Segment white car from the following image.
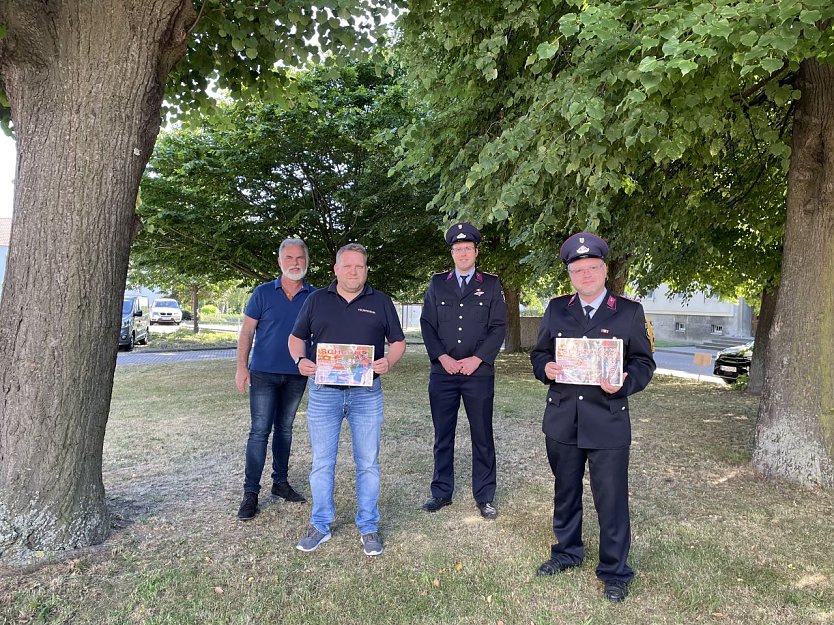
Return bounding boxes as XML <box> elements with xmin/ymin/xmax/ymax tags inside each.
<box><xmin>150</xmin><ymin>298</ymin><xmax>183</xmax><ymax>324</ymax></box>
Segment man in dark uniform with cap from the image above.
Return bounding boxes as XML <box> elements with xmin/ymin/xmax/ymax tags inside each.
<box><xmin>420</xmin><ymin>223</ymin><xmax>507</xmax><ymax>519</ymax></box>
<box><xmin>530</xmin><ymin>232</ymin><xmax>655</xmax><ymax>603</ymax></box>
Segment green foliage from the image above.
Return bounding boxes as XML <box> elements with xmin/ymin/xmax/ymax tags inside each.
<box><xmin>397</xmin><ymin>0</ymin><xmax>833</xmax><ymax>297</ymax></box>
<box><xmin>199</xmin><ymin>304</ymin><xmax>219</xmax><ymax>316</ymax></box>
<box><xmin>132</xmin><ymin>61</ymin><xmax>446</xmax><ymax>301</ymax></box>
<box><xmin>0</xmin><ymin>1</ymin><xmax>397</xmax><ymax>131</ymax></box>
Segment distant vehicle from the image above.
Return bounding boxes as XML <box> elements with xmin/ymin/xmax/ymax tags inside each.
<box><xmin>713</xmin><ymin>341</ymin><xmax>754</xmax><ymax>383</ymax></box>
<box><xmin>120</xmin><ymin>296</ymin><xmax>150</xmax><ymax>351</ymax></box>
<box><xmin>150</xmin><ymin>298</ymin><xmax>183</xmax><ymax>324</ymax></box>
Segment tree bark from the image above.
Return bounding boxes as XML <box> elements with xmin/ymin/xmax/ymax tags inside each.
<box><xmin>191</xmin><ymin>285</ymin><xmax>200</xmax><ymax>334</ymax></box>
<box><xmin>0</xmin><ymin>0</ymin><xmax>195</xmax><ymax>563</ymax></box>
<box><xmin>753</xmin><ymin>59</ymin><xmax>834</xmax><ymax>487</ymax></box>
<box><xmin>746</xmin><ymin>285</ymin><xmax>778</xmax><ymax>396</ymax></box>
<box><xmin>606</xmin><ymin>257</ymin><xmax>629</xmax><ymax>296</ymax></box>
<box><xmin>503</xmin><ymin>284</ymin><xmax>521</xmax><ymax>352</ymax></box>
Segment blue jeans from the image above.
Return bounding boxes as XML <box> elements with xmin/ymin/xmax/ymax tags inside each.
<box><xmin>243</xmin><ymin>370</ymin><xmax>308</xmax><ymax>494</ymax></box>
<box><xmin>306</xmin><ymin>377</ymin><xmax>384</xmax><ymax>535</ymax></box>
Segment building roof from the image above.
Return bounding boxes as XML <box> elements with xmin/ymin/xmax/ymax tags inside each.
<box><xmin>0</xmin><ymin>218</ymin><xmax>10</xmax><ymax>247</ymax></box>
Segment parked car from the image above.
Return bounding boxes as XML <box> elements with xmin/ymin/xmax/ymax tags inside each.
<box><xmin>120</xmin><ymin>296</ymin><xmax>150</xmax><ymax>351</ymax></box>
<box><xmin>150</xmin><ymin>298</ymin><xmax>183</xmax><ymax>324</ymax></box>
<box><xmin>713</xmin><ymin>341</ymin><xmax>754</xmax><ymax>383</ymax></box>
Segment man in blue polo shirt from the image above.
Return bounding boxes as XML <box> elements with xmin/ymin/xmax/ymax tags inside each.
<box><xmin>288</xmin><ymin>243</ymin><xmax>406</xmax><ymax>556</ymax></box>
<box><xmin>235</xmin><ymin>238</ymin><xmax>315</xmax><ymax>521</ymax></box>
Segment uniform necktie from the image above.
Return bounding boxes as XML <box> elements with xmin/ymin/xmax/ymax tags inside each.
<box><xmin>584</xmin><ymin>304</ymin><xmax>594</xmax><ymax>318</ymax></box>
<box><xmin>459</xmin><ymin>274</ymin><xmax>468</xmax><ymax>292</ymax></box>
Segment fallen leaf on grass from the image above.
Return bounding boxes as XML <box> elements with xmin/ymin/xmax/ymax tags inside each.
<box><xmin>711</xmin><ymin>613</ymin><xmax>724</xmax><ymax>619</ymax></box>
<box><xmin>432</xmin><ymin>578</ymin><xmax>441</xmax><ymax>588</ymax></box>
<box><xmin>214</xmin><ymin>587</ymin><xmax>224</xmax><ymax>594</ymax></box>
<box><xmin>455</xmin><ymin>562</ymin><xmax>463</xmax><ymax>572</ymax></box>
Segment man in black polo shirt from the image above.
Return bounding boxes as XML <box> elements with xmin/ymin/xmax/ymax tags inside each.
<box><xmin>288</xmin><ymin>243</ymin><xmax>406</xmax><ymax>556</ymax></box>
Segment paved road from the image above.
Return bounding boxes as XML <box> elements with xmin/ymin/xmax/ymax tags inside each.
<box><xmin>117</xmin><ymin>344</ymin><xmax>727</xmax><ymax>384</ymax></box>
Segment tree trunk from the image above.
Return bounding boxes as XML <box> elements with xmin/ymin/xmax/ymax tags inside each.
<box><xmin>606</xmin><ymin>257</ymin><xmax>629</xmax><ymax>296</ymax></box>
<box><xmin>0</xmin><ymin>1</ymin><xmax>195</xmax><ymax>563</ymax></box>
<box><xmin>746</xmin><ymin>285</ymin><xmax>778</xmax><ymax>396</ymax></box>
<box><xmin>191</xmin><ymin>285</ymin><xmax>200</xmax><ymax>334</ymax></box>
<box><xmin>753</xmin><ymin>59</ymin><xmax>834</xmax><ymax>487</ymax></box>
<box><xmin>503</xmin><ymin>284</ymin><xmax>521</xmax><ymax>353</ymax></box>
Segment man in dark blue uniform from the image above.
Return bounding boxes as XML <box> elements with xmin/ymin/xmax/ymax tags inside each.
<box><xmin>420</xmin><ymin>223</ymin><xmax>507</xmax><ymax>519</ymax></box>
<box><xmin>530</xmin><ymin>232</ymin><xmax>655</xmax><ymax>603</ymax></box>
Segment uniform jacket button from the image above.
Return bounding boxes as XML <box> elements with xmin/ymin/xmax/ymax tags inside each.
<box><xmin>457</xmin><ymin>339</ymin><xmax>462</xmax><ymax>343</ymax></box>
<box><xmin>621</xmin><ymin>406</ymin><xmax>626</xmax><ymax>411</ymax></box>
<box><xmin>557</xmin><ymin>332</ymin><xmax>562</xmax><ymax>337</ymax></box>
<box><xmin>548</xmin><ymin>397</ymin><xmax>552</xmax><ymax>403</ymax></box>
<box><xmin>441</xmin><ymin>301</ymin><xmax>445</xmax><ymax>305</ymax></box>
<box><xmin>579</xmin><ymin>395</ymin><xmax>584</xmax><ymax>400</ymax></box>
<box><xmin>459</xmin><ymin>315</ymin><xmax>463</xmax><ymax>319</ymax></box>
<box><xmin>460</xmin><ymin>303</ymin><xmax>464</xmax><ymax>307</ymax></box>
<box><xmin>458</xmin><ymin>327</ymin><xmax>462</xmax><ymax>331</ymax></box>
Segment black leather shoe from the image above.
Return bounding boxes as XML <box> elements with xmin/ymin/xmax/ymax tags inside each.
<box><xmin>536</xmin><ymin>558</ymin><xmax>579</xmax><ymax>576</ymax></box>
<box><xmin>237</xmin><ymin>492</ymin><xmax>258</xmax><ymax>520</ymax></box>
<box><xmin>272</xmin><ymin>482</ymin><xmax>306</xmax><ymax>503</ymax></box>
<box><xmin>603</xmin><ymin>580</ymin><xmax>629</xmax><ymax>603</ymax></box>
<box><xmin>421</xmin><ymin>496</ymin><xmax>453</xmax><ymax>512</ymax></box>
<box><xmin>476</xmin><ymin>501</ymin><xmax>497</xmax><ymax>519</ymax></box>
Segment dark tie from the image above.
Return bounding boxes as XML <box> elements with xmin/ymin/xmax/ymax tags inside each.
<box><xmin>584</xmin><ymin>305</ymin><xmax>594</xmax><ymax>318</ymax></box>
<box><xmin>460</xmin><ymin>275</ymin><xmax>468</xmax><ymax>292</ymax></box>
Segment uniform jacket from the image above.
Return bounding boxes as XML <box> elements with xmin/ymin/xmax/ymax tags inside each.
<box><xmin>420</xmin><ymin>269</ymin><xmax>507</xmax><ymax>377</ymax></box>
<box><xmin>530</xmin><ymin>291</ymin><xmax>655</xmax><ymax>449</ymax></box>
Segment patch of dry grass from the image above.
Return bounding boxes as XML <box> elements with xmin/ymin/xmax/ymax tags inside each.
<box><xmin>2</xmin><ymin>351</ymin><xmax>833</xmax><ymax>625</ymax></box>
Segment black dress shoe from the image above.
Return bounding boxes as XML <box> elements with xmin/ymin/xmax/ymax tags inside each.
<box><xmin>476</xmin><ymin>501</ymin><xmax>497</xmax><ymax>519</ymax></box>
<box><xmin>237</xmin><ymin>492</ymin><xmax>258</xmax><ymax>520</ymax></box>
<box><xmin>603</xmin><ymin>580</ymin><xmax>629</xmax><ymax>603</ymax></box>
<box><xmin>536</xmin><ymin>557</ymin><xmax>579</xmax><ymax>576</ymax></box>
<box><xmin>421</xmin><ymin>496</ymin><xmax>452</xmax><ymax>512</ymax></box>
<box><xmin>272</xmin><ymin>482</ymin><xmax>306</xmax><ymax>502</ymax></box>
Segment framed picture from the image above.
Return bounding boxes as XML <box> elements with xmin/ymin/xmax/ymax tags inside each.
<box><xmin>315</xmin><ymin>343</ymin><xmax>375</xmax><ymax>387</ymax></box>
<box><xmin>553</xmin><ymin>338</ymin><xmax>623</xmax><ymax>386</ymax></box>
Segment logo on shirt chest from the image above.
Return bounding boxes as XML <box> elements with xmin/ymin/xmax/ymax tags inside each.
<box><xmin>357</xmin><ymin>308</ymin><xmax>376</xmax><ymax>315</ymax></box>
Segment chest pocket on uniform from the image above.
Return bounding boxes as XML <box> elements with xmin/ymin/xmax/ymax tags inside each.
<box><xmin>473</xmin><ymin>301</ymin><xmax>489</xmax><ymax>322</ymax></box>
<box><xmin>437</xmin><ymin>300</ymin><xmax>454</xmax><ymax>322</ymax></box>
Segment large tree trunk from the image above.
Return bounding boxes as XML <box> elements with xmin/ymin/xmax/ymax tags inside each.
<box><xmin>753</xmin><ymin>59</ymin><xmax>834</xmax><ymax>487</ymax></box>
<box><xmin>606</xmin><ymin>257</ymin><xmax>629</xmax><ymax>296</ymax></box>
<box><xmin>503</xmin><ymin>284</ymin><xmax>521</xmax><ymax>352</ymax></box>
<box><xmin>0</xmin><ymin>1</ymin><xmax>195</xmax><ymax>563</ymax></box>
<box><xmin>746</xmin><ymin>285</ymin><xmax>778</xmax><ymax>396</ymax></box>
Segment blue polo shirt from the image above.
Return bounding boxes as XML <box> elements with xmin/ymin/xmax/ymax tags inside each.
<box><xmin>246</xmin><ymin>277</ymin><xmax>315</xmax><ymax>374</ymax></box>
<box><xmin>291</xmin><ymin>281</ymin><xmax>405</xmax><ymax>366</ymax></box>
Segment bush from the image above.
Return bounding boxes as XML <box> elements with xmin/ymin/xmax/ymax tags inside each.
<box><xmin>200</xmin><ymin>304</ymin><xmax>220</xmax><ymax>316</ymax></box>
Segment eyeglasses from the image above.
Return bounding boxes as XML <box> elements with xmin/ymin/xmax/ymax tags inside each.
<box><xmin>567</xmin><ymin>263</ymin><xmax>605</xmax><ymax>276</ymax></box>
<box><xmin>451</xmin><ymin>245</ymin><xmax>476</xmax><ymax>253</ymax></box>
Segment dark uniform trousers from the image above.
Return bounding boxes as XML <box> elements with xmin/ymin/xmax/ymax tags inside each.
<box><xmin>531</xmin><ymin>290</ymin><xmax>655</xmax><ymax>584</ymax></box>
<box><xmin>546</xmin><ymin>438</ymin><xmax>632</xmax><ymax>582</ymax></box>
<box><xmin>429</xmin><ymin>373</ymin><xmax>496</xmax><ymax>503</ymax></box>
<box><xmin>421</xmin><ymin>270</ymin><xmax>507</xmax><ymax>504</ymax></box>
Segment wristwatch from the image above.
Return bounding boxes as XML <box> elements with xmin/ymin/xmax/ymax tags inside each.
<box><xmin>294</xmin><ymin>355</ymin><xmax>304</xmax><ymax>366</ymax></box>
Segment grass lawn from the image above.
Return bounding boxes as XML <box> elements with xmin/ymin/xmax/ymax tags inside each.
<box><xmin>2</xmin><ymin>351</ymin><xmax>832</xmax><ymax>624</ymax></box>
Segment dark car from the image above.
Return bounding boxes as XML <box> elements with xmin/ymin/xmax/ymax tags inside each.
<box><xmin>120</xmin><ymin>296</ymin><xmax>150</xmax><ymax>351</ymax></box>
<box><xmin>713</xmin><ymin>341</ymin><xmax>754</xmax><ymax>383</ymax></box>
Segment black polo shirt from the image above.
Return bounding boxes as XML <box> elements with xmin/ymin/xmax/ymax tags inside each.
<box><xmin>291</xmin><ymin>281</ymin><xmax>405</xmax><ymax>363</ymax></box>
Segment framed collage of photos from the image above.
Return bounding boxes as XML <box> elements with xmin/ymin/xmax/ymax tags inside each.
<box><xmin>553</xmin><ymin>338</ymin><xmax>623</xmax><ymax>386</ymax></box>
<box><xmin>315</xmin><ymin>343</ymin><xmax>375</xmax><ymax>387</ymax></box>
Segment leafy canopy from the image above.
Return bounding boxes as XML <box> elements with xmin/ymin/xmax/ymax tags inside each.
<box><xmin>133</xmin><ymin>61</ymin><xmax>446</xmax><ymax>301</ymax></box>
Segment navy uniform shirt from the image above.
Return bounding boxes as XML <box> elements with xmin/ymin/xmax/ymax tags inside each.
<box><xmin>530</xmin><ymin>291</ymin><xmax>655</xmax><ymax>449</ymax></box>
<box><xmin>420</xmin><ymin>270</ymin><xmax>507</xmax><ymax>377</ymax></box>
<box><xmin>291</xmin><ymin>280</ymin><xmax>405</xmax><ymax>369</ymax></box>
<box><xmin>246</xmin><ymin>277</ymin><xmax>315</xmax><ymax>375</ymax></box>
